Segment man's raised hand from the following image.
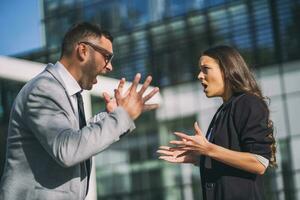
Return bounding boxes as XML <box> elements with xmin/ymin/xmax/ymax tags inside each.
<box><xmin>114</xmin><ymin>73</ymin><xmax>159</xmax><ymax>120</ymax></box>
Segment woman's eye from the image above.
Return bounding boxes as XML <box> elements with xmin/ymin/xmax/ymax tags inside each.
<box><xmin>201</xmin><ymin>67</ymin><xmax>209</xmax><ymax>73</ymax></box>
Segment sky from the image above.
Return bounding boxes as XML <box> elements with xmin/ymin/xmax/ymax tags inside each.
<box><xmin>0</xmin><ymin>0</ymin><xmax>42</xmax><ymax>56</ymax></box>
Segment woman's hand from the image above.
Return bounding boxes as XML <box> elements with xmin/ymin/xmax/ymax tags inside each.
<box><xmin>159</xmin><ymin>122</ymin><xmax>267</xmax><ymax>174</ymax></box>
<box><xmin>170</xmin><ymin>122</ymin><xmax>212</xmax><ymax>156</ymax></box>
<box><xmin>157</xmin><ymin>145</ymin><xmax>199</xmax><ymax>165</ymax></box>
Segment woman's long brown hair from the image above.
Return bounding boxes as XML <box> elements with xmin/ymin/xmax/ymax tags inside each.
<box><xmin>203</xmin><ymin>45</ymin><xmax>277</xmax><ymax>167</ymax></box>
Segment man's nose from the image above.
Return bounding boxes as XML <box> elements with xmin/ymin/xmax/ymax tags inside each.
<box><xmin>106</xmin><ymin>62</ymin><xmax>113</xmax><ymax>72</ymax></box>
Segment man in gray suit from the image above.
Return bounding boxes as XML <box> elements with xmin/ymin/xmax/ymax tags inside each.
<box><xmin>0</xmin><ymin>22</ymin><xmax>159</xmax><ymax>200</ymax></box>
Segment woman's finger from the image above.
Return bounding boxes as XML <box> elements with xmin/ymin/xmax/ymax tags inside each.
<box><xmin>159</xmin><ymin>156</ymin><xmax>182</xmax><ymax>163</ymax></box>
<box><xmin>194</xmin><ymin>121</ymin><xmax>204</xmax><ymax>136</ymax></box>
<box><xmin>173</xmin><ymin>132</ymin><xmax>191</xmax><ymax>141</ymax></box>
<box><xmin>157</xmin><ymin>150</ymin><xmax>174</xmax><ymax>156</ymax></box>
<box><xmin>159</xmin><ymin>146</ymin><xmax>171</xmax><ymax>150</ymax></box>
<box><xmin>170</xmin><ymin>140</ymin><xmax>186</xmax><ymax>145</ymax></box>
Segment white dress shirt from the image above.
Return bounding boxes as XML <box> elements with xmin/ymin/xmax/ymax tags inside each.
<box><xmin>54</xmin><ymin>61</ymin><xmax>82</xmax><ymax>121</ymax></box>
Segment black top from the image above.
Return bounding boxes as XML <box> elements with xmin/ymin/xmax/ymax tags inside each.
<box><xmin>200</xmin><ymin>93</ymin><xmax>273</xmax><ymax>200</ymax></box>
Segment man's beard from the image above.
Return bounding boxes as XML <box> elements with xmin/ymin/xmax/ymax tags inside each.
<box><xmin>82</xmin><ymin>55</ymin><xmax>98</xmax><ymax>90</ymax></box>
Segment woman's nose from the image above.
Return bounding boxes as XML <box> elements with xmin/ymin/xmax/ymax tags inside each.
<box><xmin>198</xmin><ymin>71</ymin><xmax>204</xmax><ymax>80</ymax></box>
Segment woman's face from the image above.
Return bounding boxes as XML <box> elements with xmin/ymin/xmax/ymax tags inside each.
<box><xmin>198</xmin><ymin>55</ymin><xmax>228</xmax><ymax>100</ymax></box>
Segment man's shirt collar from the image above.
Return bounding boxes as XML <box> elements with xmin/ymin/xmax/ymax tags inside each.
<box><xmin>54</xmin><ymin>61</ymin><xmax>82</xmax><ymax>96</ymax></box>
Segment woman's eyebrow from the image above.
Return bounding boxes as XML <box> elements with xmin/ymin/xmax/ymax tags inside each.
<box><xmin>200</xmin><ymin>64</ymin><xmax>209</xmax><ymax>68</ymax></box>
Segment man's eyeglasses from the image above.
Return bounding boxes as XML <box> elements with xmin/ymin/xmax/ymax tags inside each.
<box><xmin>79</xmin><ymin>41</ymin><xmax>114</xmax><ymax>66</ymax></box>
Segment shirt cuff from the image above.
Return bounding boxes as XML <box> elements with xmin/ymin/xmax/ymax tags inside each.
<box><xmin>89</xmin><ymin>107</ymin><xmax>136</xmax><ymax>133</ymax></box>
<box><xmin>116</xmin><ymin>106</ymin><xmax>136</xmax><ymax>132</ymax></box>
<box><xmin>254</xmin><ymin>154</ymin><xmax>269</xmax><ymax>168</ymax></box>
<box><xmin>88</xmin><ymin>111</ymin><xmax>107</xmax><ymax>124</ymax></box>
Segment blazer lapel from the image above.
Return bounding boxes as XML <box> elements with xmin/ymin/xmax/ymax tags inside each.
<box><xmin>203</xmin><ymin>104</ymin><xmax>225</xmax><ymax>169</ymax></box>
<box><xmin>206</xmin><ymin>105</ymin><xmax>224</xmax><ymax>141</ymax></box>
<box><xmin>45</xmin><ymin>63</ymin><xmax>77</xmax><ymax>116</ymax></box>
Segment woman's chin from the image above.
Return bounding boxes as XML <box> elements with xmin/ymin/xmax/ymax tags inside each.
<box><xmin>93</xmin><ymin>78</ymin><xmax>98</xmax><ymax>84</ymax></box>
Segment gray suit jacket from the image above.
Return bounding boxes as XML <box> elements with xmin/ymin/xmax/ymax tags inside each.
<box><xmin>0</xmin><ymin>64</ymin><xmax>135</xmax><ymax>200</ymax></box>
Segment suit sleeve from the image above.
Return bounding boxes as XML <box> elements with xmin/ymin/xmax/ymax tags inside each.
<box><xmin>25</xmin><ymin>81</ymin><xmax>135</xmax><ymax>167</ymax></box>
<box><xmin>233</xmin><ymin>95</ymin><xmax>273</xmax><ymax>160</ymax></box>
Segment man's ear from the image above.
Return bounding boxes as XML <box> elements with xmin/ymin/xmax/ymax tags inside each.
<box><xmin>76</xmin><ymin>43</ymin><xmax>87</xmax><ymax>61</ymax></box>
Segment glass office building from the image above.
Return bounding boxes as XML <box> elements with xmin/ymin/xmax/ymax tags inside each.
<box><xmin>1</xmin><ymin>0</ymin><xmax>299</xmax><ymax>199</ymax></box>
<box><xmin>0</xmin><ymin>79</ymin><xmax>24</xmax><ymax>179</ymax></box>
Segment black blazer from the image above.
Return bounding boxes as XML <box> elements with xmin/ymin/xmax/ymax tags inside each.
<box><xmin>200</xmin><ymin>93</ymin><xmax>273</xmax><ymax>200</ymax></box>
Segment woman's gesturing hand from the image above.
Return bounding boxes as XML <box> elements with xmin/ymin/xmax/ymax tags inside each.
<box><xmin>170</xmin><ymin>122</ymin><xmax>212</xmax><ymax>156</ymax></box>
<box><xmin>157</xmin><ymin>145</ymin><xmax>199</xmax><ymax>165</ymax></box>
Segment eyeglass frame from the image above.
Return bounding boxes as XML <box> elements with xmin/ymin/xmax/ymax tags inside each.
<box><xmin>78</xmin><ymin>41</ymin><xmax>114</xmax><ymax>67</ymax></box>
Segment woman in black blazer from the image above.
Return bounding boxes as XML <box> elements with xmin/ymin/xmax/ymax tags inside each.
<box><xmin>158</xmin><ymin>45</ymin><xmax>277</xmax><ymax>200</ymax></box>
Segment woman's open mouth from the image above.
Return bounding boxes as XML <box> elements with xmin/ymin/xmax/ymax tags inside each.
<box><xmin>201</xmin><ymin>83</ymin><xmax>208</xmax><ymax>91</ymax></box>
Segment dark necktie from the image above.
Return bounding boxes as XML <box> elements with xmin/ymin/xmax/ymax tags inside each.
<box><xmin>76</xmin><ymin>92</ymin><xmax>91</xmax><ymax>195</ymax></box>
<box><xmin>76</xmin><ymin>92</ymin><xmax>86</xmax><ymax>129</ymax></box>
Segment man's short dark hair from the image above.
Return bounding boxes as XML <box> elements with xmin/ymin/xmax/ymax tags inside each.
<box><xmin>60</xmin><ymin>22</ymin><xmax>113</xmax><ymax>58</ymax></box>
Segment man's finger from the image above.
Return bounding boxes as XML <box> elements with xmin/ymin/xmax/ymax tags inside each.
<box><xmin>117</xmin><ymin>78</ymin><xmax>126</xmax><ymax>94</ymax></box>
<box><xmin>129</xmin><ymin>73</ymin><xmax>141</xmax><ymax>93</ymax></box>
<box><xmin>103</xmin><ymin>92</ymin><xmax>111</xmax><ymax>103</ymax></box>
<box><xmin>114</xmin><ymin>89</ymin><xmax>121</xmax><ymax>102</ymax></box>
<box><xmin>142</xmin><ymin>104</ymin><xmax>159</xmax><ymax>112</ymax></box>
<box><xmin>142</xmin><ymin>87</ymin><xmax>159</xmax><ymax>102</ymax></box>
<box><xmin>138</xmin><ymin>76</ymin><xmax>152</xmax><ymax>95</ymax></box>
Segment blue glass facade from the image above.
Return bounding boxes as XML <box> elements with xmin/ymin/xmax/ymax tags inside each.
<box><xmin>18</xmin><ymin>0</ymin><xmax>300</xmax><ymax>86</ymax></box>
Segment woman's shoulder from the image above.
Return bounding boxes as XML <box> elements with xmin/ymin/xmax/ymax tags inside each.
<box><xmin>233</xmin><ymin>92</ymin><xmax>264</xmax><ymax>106</ymax></box>
<box><xmin>231</xmin><ymin>92</ymin><xmax>268</xmax><ymax>116</ymax></box>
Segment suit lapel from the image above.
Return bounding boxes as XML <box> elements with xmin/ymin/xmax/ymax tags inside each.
<box><xmin>45</xmin><ymin>64</ymin><xmax>77</xmax><ymax>116</ymax></box>
<box><xmin>206</xmin><ymin>105</ymin><xmax>224</xmax><ymax>141</ymax></box>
